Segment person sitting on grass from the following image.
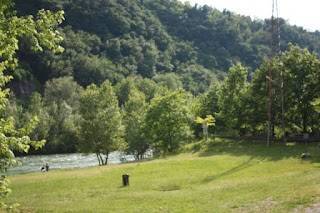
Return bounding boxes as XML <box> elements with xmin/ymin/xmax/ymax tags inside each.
<box><xmin>41</xmin><ymin>164</ymin><xmax>49</xmax><ymax>172</ymax></box>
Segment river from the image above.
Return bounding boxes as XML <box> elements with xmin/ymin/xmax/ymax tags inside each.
<box><xmin>7</xmin><ymin>152</ymin><xmax>142</xmax><ymax>175</ymax></box>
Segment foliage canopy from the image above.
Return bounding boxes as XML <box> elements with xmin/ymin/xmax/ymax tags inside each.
<box><xmin>0</xmin><ymin>0</ymin><xmax>64</xmax><ymax>209</ymax></box>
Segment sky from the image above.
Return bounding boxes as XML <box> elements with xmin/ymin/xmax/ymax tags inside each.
<box><xmin>180</xmin><ymin>0</ymin><xmax>320</xmax><ymax>32</ymax></box>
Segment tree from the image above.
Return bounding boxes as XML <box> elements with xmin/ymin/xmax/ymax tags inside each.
<box><xmin>312</xmin><ymin>99</ymin><xmax>320</xmax><ymax>114</ymax></box>
<box><xmin>78</xmin><ymin>80</ymin><xmax>125</xmax><ymax>165</ymax></box>
<box><xmin>218</xmin><ymin>63</ymin><xmax>249</xmax><ymax>135</ymax></box>
<box><xmin>0</xmin><ymin>0</ymin><xmax>64</xmax><ymax>209</ymax></box>
<box><xmin>43</xmin><ymin>77</ymin><xmax>82</xmax><ymax>153</ymax></box>
<box><xmin>152</xmin><ymin>73</ymin><xmax>183</xmax><ymax>91</ymax></box>
<box><xmin>281</xmin><ymin>45</ymin><xmax>320</xmax><ymax>133</ymax></box>
<box><xmin>123</xmin><ymin>88</ymin><xmax>149</xmax><ymax>160</ymax></box>
<box><xmin>246</xmin><ymin>45</ymin><xmax>320</xmax><ymax>137</ymax></box>
<box><xmin>177</xmin><ymin>63</ymin><xmax>215</xmax><ymax>95</ymax></box>
<box><xmin>115</xmin><ymin>77</ymin><xmax>150</xmax><ymax>159</ymax></box>
<box><xmin>136</xmin><ymin>78</ymin><xmax>159</xmax><ymax>102</ymax></box>
<box><xmin>312</xmin><ymin>98</ymin><xmax>320</xmax><ymax>130</ymax></box>
<box><xmin>244</xmin><ymin>64</ymin><xmax>270</xmax><ymax>136</ymax></box>
<box><xmin>73</xmin><ymin>54</ymin><xmax>120</xmax><ymax>87</ymax></box>
<box><xmin>138</xmin><ymin>39</ymin><xmax>159</xmax><ymax>78</ymax></box>
<box><xmin>145</xmin><ymin>90</ymin><xmax>193</xmax><ymax>155</ymax></box>
<box><xmin>25</xmin><ymin>92</ymin><xmax>51</xmax><ymax>142</ymax></box>
<box><xmin>115</xmin><ymin>77</ymin><xmax>137</xmax><ymax>107</ymax></box>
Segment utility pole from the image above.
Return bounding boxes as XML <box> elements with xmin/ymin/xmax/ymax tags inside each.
<box><xmin>268</xmin><ymin>0</ymin><xmax>281</xmax><ymax>146</ymax></box>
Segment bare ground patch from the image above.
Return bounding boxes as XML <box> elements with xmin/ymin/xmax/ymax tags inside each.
<box><xmin>293</xmin><ymin>203</ymin><xmax>320</xmax><ymax>213</ymax></box>
<box><xmin>232</xmin><ymin>197</ymin><xmax>278</xmax><ymax>212</ymax></box>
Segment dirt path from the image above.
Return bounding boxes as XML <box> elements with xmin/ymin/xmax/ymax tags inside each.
<box><xmin>294</xmin><ymin>203</ymin><xmax>320</xmax><ymax>213</ymax></box>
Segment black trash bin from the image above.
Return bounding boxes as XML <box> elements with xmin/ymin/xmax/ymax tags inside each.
<box><xmin>122</xmin><ymin>174</ymin><xmax>129</xmax><ymax>186</ymax></box>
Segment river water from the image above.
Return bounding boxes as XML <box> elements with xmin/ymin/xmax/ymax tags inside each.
<box><xmin>8</xmin><ymin>152</ymin><xmax>139</xmax><ymax>175</ymax></box>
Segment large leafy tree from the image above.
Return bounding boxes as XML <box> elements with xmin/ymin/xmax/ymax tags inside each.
<box><xmin>123</xmin><ymin>88</ymin><xmax>149</xmax><ymax>160</ymax></box>
<box><xmin>78</xmin><ymin>80</ymin><xmax>125</xmax><ymax>165</ymax></box>
<box><xmin>25</xmin><ymin>92</ymin><xmax>51</xmax><ymax>142</ymax></box>
<box><xmin>5</xmin><ymin>92</ymin><xmax>51</xmax><ymax>150</ymax></box>
<box><xmin>115</xmin><ymin>77</ymin><xmax>150</xmax><ymax>159</ymax></box>
<box><xmin>218</xmin><ymin>63</ymin><xmax>249</xmax><ymax>135</ymax></box>
<box><xmin>312</xmin><ymin>98</ymin><xmax>320</xmax><ymax>130</ymax></box>
<box><xmin>136</xmin><ymin>78</ymin><xmax>159</xmax><ymax>102</ymax></box>
<box><xmin>43</xmin><ymin>76</ymin><xmax>82</xmax><ymax>153</ymax></box>
<box><xmin>247</xmin><ymin>44</ymin><xmax>320</xmax><ymax>137</ymax></box>
<box><xmin>245</xmin><ymin>62</ymin><xmax>270</xmax><ymax>136</ymax></box>
<box><xmin>281</xmin><ymin>45</ymin><xmax>320</xmax><ymax>133</ymax></box>
<box><xmin>0</xmin><ymin>0</ymin><xmax>64</xmax><ymax>209</ymax></box>
<box><xmin>115</xmin><ymin>77</ymin><xmax>137</xmax><ymax>107</ymax></box>
<box><xmin>145</xmin><ymin>90</ymin><xmax>193</xmax><ymax>155</ymax></box>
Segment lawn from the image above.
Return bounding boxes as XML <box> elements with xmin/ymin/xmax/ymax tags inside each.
<box><xmin>2</xmin><ymin>139</ymin><xmax>320</xmax><ymax>212</ymax></box>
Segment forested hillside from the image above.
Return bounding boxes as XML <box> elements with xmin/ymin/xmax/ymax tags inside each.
<box><xmin>11</xmin><ymin>0</ymin><xmax>320</xmax><ymax>95</ymax></box>
<box><xmin>4</xmin><ymin>0</ymin><xmax>320</xmax><ymax>156</ymax></box>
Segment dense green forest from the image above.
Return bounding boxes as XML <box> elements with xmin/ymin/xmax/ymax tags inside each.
<box><xmin>4</xmin><ymin>0</ymin><xmax>320</xmax><ymax>158</ymax></box>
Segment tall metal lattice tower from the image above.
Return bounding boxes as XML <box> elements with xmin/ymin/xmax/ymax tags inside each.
<box><xmin>267</xmin><ymin>0</ymin><xmax>281</xmax><ymax>146</ymax></box>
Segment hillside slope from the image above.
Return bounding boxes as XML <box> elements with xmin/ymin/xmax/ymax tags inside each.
<box><xmin>12</xmin><ymin>0</ymin><xmax>320</xmax><ymax>96</ymax></box>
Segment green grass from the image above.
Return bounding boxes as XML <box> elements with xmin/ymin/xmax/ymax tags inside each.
<box><xmin>2</xmin><ymin>139</ymin><xmax>320</xmax><ymax>212</ymax></box>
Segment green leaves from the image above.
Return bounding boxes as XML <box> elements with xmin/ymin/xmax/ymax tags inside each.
<box><xmin>0</xmin><ymin>5</ymin><xmax>64</xmax><ymax>74</ymax></box>
<box><xmin>280</xmin><ymin>45</ymin><xmax>320</xmax><ymax>132</ymax></box>
<box><xmin>218</xmin><ymin>63</ymin><xmax>249</xmax><ymax>134</ymax></box>
<box><xmin>145</xmin><ymin>90</ymin><xmax>193</xmax><ymax>154</ymax></box>
<box><xmin>34</xmin><ymin>9</ymin><xmax>65</xmax><ymax>53</ymax></box>
<box><xmin>195</xmin><ymin>115</ymin><xmax>215</xmax><ymax>126</ymax></box>
<box><xmin>0</xmin><ymin>0</ymin><xmax>64</xmax><ymax>207</ymax></box>
<box><xmin>78</xmin><ymin>80</ymin><xmax>124</xmax><ymax>165</ymax></box>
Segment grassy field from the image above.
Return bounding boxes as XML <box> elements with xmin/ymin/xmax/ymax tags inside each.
<box><xmin>2</xmin><ymin>139</ymin><xmax>320</xmax><ymax>212</ymax></box>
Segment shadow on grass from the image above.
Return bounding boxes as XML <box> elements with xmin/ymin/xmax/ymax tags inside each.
<box><xmin>190</xmin><ymin>138</ymin><xmax>320</xmax><ymax>163</ymax></box>
<box><xmin>120</xmin><ymin>158</ymin><xmax>155</xmax><ymax>165</ymax></box>
<box><xmin>201</xmin><ymin>157</ymin><xmax>254</xmax><ymax>184</ymax></box>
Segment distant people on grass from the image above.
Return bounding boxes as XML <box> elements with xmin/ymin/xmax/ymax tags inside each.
<box><xmin>41</xmin><ymin>163</ymin><xmax>49</xmax><ymax>172</ymax></box>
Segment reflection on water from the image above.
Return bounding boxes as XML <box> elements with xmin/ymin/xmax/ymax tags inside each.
<box><xmin>8</xmin><ymin>152</ymin><xmax>139</xmax><ymax>175</ymax></box>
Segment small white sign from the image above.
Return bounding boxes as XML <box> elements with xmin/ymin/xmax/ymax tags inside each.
<box><xmin>203</xmin><ymin>121</ymin><xmax>208</xmax><ymax>136</ymax></box>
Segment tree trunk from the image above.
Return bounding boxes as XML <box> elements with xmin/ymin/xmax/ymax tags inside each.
<box><xmin>98</xmin><ymin>153</ymin><xmax>104</xmax><ymax>166</ymax></box>
<box><xmin>302</xmin><ymin>102</ymin><xmax>309</xmax><ymax>133</ymax></box>
<box><xmin>104</xmin><ymin>151</ymin><xmax>109</xmax><ymax>165</ymax></box>
<box><xmin>96</xmin><ymin>153</ymin><xmax>101</xmax><ymax>166</ymax></box>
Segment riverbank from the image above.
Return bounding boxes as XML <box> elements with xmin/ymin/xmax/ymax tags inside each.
<box><xmin>8</xmin><ymin>151</ymin><xmax>149</xmax><ymax>175</ymax></box>
<box><xmin>2</xmin><ymin>139</ymin><xmax>320</xmax><ymax>212</ymax></box>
